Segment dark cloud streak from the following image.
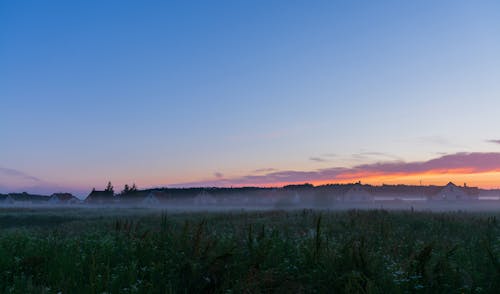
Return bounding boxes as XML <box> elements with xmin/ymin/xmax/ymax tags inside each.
<box><xmin>171</xmin><ymin>152</ymin><xmax>500</xmax><ymax>187</ymax></box>
<box><xmin>253</xmin><ymin>168</ymin><xmax>277</xmax><ymax>173</ymax></box>
<box><xmin>0</xmin><ymin>167</ymin><xmax>41</xmax><ymax>182</ymax></box>
<box><xmin>309</xmin><ymin>157</ymin><xmax>327</xmax><ymax>162</ymax></box>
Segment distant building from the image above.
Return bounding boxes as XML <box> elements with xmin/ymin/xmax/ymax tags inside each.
<box><xmin>343</xmin><ymin>183</ymin><xmax>373</xmax><ymax>202</ymax></box>
<box><xmin>85</xmin><ymin>190</ymin><xmax>114</xmax><ymax>204</ymax></box>
<box><xmin>434</xmin><ymin>182</ymin><xmax>470</xmax><ymax>200</ymax></box>
<box><xmin>4</xmin><ymin>192</ymin><xmax>49</xmax><ymax>205</ymax></box>
<box><xmin>368</xmin><ymin>184</ymin><xmax>429</xmax><ymax>201</ymax></box>
<box><xmin>291</xmin><ymin>192</ymin><xmax>301</xmax><ymax>204</ymax></box>
<box><xmin>193</xmin><ymin>191</ymin><xmax>217</xmax><ymax>205</ymax></box>
<box><xmin>0</xmin><ymin>195</ymin><xmax>16</xmax><ymax>205</ymax></box>
<box><xmin>478</xmin><ymin>189</ymin><xmax>500</xmax><ymax>200</ymax></box>
<box><xmin>141</xmin><ymin>192</ymin><xmax>161</xmax><ymax>206</ymax></box>
<box><xmin>48</xmin><ymin>193</ymin><xmax>80</xmax><ymax>204</ymax></box>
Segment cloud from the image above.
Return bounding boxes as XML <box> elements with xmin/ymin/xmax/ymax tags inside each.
<box><xmin>309</xmin><ymin>157</ymin><xmax>327</xmax><ymax>162</ymax></box>
<box><xmin>354</xmin><ymin>152</ymin><xmax>500</xmax><ymax>174</ymax></box>
<box><xmin>351</xmin><ymin>152</ymin><xmax>401</xmax><ymax>161</ymax></box>
<box><xmin>0</xmin><ymin>167</ymin><xmax>85</xmax><ymax>196</ymax></box>
<box><xmin>0</xmin><ymin>167</ymin><xmax>99</xmax><ymax>197</ymax></box>
<box><xmin>214</xmin><ymin>172</ymin><xmax>224</xmax><ymax>179</ymax></box>
<box><xmin>0</xmin><ymin>167</ymin><xmax>41</xmax><ymax>183</ymax></box>
<box><xmin>253</xmin><ymin>168</ymin><xmax>277</xmax><ymax>173</ymax></box>
<box><xmin>418</xmin><ymin>135</ymin><xmax>453</xmax><ymax>146</ymax></box>
<box><xmin>487</xmin><ymin>139</ymin><xmax>500</xmax><ymax>145</ymax></box>
<box><xmin>170</xmin><ymin>152</ymin><xmax>500</xmax><ymax>187</ymax></box>
<box><xmin>310</xmin><ymin>153</ymin><xmax>339</xmax><ymax>162</ymax></box>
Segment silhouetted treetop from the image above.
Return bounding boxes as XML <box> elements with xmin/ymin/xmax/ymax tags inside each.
<box><xmin>105</xmin><ymin>181</ymin><xmax>114</xmax><ymax>194</ymax></box>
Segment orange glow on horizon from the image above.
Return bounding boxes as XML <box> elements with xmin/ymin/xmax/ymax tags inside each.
<box><xmin>310</xmin><ymin>171</ymin><xmax>500</xmax><ymax>189</ymax></box>
<box><xmin>224</xmin><ymin>170</ymin><xmax>500</xmax><ymax>189</ymax></box>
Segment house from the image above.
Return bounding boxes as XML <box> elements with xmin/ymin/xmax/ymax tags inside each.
<box><xmin>193</xmin><ymin>191</ymin><xmax>217</xmax><ymax>205</ymax></box>
<box><xmin>343</xmin><ymin>183</ymin><xmax>373</xmax><ymax>202</ymax></box>
<box><xmin>478</xmin><ymin>189</ymin><xmax>500</xmax><ymax>200</ymax></box>
<box><xmin>0</xmin><ymin>195</ymin><xmax>16</xmax><ymax>205</ymax></box>
<box><xmin>291</xmin><ymin>192</ymin><xmax>301</xmax><ymax>204</ymax></box>
<box><xmin>274</xmin><ymin>191</ymin><xmax>303</xmax><ymax>208</ymax></box>
<box><xmin>433</xmin><ymin>182</ymin><xmax>469</xmax><ymax>200</ymax></box>
<box><xmin>141</xmin><ymin>191</ymin><xmax>161</xmax><ymax>206</ymax></box>
<box><xmin>5</xmin><ymin>192</ymin><xmax>49</xmax><ymax>205</ymax></box>
<box><xmin>314</xmin><ymin>184</ymin><xmax>353</xmax><ymax>203</ymax></box>
<box><xmin>48</xmin><ymin>193</ymin><xmax>80</xmax><ymax>205</ymax></box>
<box><xmin>85</xmin><ymin>190</ymin><xmax>114</xmax><ymax>204</ymax></box>
<box><xmin>368</xmin><ymin>184</ymin><xmax>429</xmax><ymax>202</ymax></box>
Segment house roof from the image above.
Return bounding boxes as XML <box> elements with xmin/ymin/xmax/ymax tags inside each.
<box><xmin>85</xmin><ymin>190</ymin><xmax>114</xmax><ymax>202</ymax></box>
<box><xmin>50</xmin><ymin>193</ymin><xmax>78</xmax><ymax>201</ymax></box>
<box><xmin>6</xmin><ymin>193</ymin><xmax>49</xmax><ymax>202</ymax></box>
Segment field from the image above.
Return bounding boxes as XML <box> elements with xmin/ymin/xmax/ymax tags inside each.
<box><xmin>1</xmin><ymin>208</ymin><xmax>500</xmax><ymax>293</ymax></box>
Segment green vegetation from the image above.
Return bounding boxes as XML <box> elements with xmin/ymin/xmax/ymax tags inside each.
<box><xmin>1</xmin><ymin>208</ymin><xmax>500</xmax><ymax>293</ymax></box>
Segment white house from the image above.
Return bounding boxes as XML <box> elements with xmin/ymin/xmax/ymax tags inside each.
<box><xmin>141</xmin><ymin>192</ymin><xmax>161</xmax><ymax>206</ymax></box>
<box><xmin>435</xmin><ymin>182</ymin><xmax>468</xmax><ymax>200</ymax></box>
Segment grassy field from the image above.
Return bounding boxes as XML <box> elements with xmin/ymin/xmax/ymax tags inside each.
<box><xmin>1</xmin><ymin>208</ymin><xmax>500</xmax><ymax>293</ymax></box>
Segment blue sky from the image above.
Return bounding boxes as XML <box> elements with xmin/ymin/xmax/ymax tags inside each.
<box><xmin>1</xmin><ymin>1</ymin><xmax>500</xmax><ymax>195</ymax></box>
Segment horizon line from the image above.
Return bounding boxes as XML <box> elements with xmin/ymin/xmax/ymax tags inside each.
<box><xmin>3</xmin><ymin>181</ymin><xmax>500</xmax><ymax>198</ymax></box>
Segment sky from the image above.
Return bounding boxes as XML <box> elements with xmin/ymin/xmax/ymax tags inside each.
<box><xmin>1</xmin><ymin>0</ymin><xmax>500</xmax><ymax>196</ymax></box>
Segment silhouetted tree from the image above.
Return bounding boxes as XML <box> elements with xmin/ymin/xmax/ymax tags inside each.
<box><xmin>122</xmin><ymin>184</ymin><xmax>130</xmax><ymax>194</ymax></box>
<box><xmin>130</xmin><ymin>183</ymin><xmax>137</xmax><ymax>192</ymax></box>
<box><xmin>105</xmin><ymin>181</ymin><xmax>114</xmax><ymax>194</ymax></box>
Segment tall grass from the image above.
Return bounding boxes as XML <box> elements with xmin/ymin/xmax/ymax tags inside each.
<box><xmin>0</xmin><ymin>208</ymin><xmax>499</xmax><ymax>293</ymax></box>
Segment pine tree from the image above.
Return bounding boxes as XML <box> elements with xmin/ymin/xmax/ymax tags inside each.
<box><xmin>122</xmin><ymin>184</ymin><xmax>130</xmax><ymax>194</ymax></box>
<box><xmin>105</xmin><ymin>181</ymin><xmax>114</xmax><ymax>194</ymax></box>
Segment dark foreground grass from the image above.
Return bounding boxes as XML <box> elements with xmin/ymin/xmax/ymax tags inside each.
<box><xmin>0</xmin><ymin>208</ymin><xmax>500</xmax><ymax>293</ymax></box>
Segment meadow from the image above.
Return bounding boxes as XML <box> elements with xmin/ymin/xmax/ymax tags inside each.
<box><xmin>0</xmin><ymin>207</ymin><xmax>499</xmax><ymax>293</ymax></box>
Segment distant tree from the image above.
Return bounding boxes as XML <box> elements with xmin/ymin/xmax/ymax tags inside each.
<box><xmin>285</xmin><ymin>183</ymin><xmax>314</xmax><ymax>189</ymax></box>
<box><xmin>130</xmin><ymin>183</ymin><xmax>137</xmax><ymax>192</ymax></box>
<box><xmin>122</xmin><ymin>184</ymin><xmax>130</xmax><ymax>194</ymax></box>
<box><xmin>105</xmin><ymin>181</ymin><xmax>114</xmax><ymax>194</ymax></box>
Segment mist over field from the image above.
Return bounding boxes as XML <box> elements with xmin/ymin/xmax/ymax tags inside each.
<box><xmin>2</xmin><ymin>182</ymin><xmax>500</xmax><ymax>212</ymax></box>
